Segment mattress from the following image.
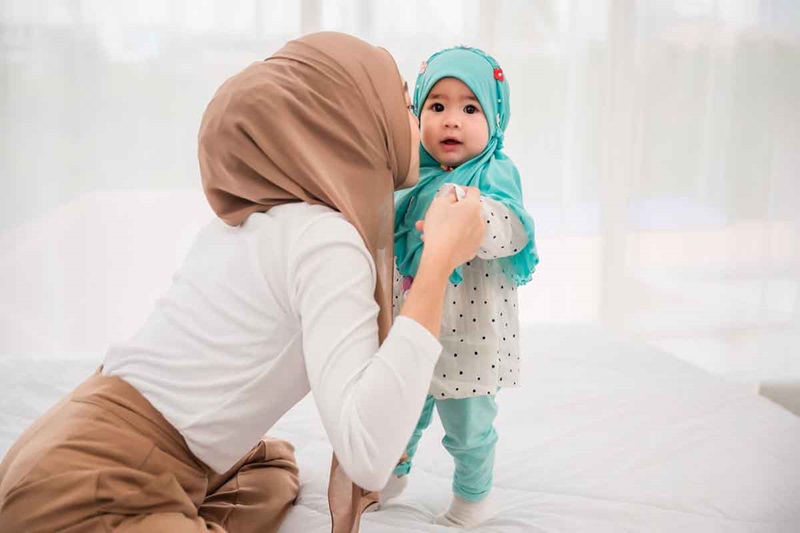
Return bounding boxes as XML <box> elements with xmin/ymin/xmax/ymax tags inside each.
<box><xmin>2</xmin><ymin>325</ymin><xmax>799</xmax><ymax>532</ymax></box>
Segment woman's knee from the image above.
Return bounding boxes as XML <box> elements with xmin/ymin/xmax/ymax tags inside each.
<box><xmin>200</xmin><ymin>437</ymin><xmax>300</xmax><ymax>532</ymax></box>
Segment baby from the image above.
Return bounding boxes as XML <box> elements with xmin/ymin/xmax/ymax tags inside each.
<box><xmin>387</xmin><ymin>46</ymin><xmax>538</xmax><ymax>527</ymax></box>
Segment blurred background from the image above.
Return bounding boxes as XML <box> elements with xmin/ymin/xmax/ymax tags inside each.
<box><xmin>1</xmin><ymin>0</ymin><xmax>798</xmax><ymax>388</ymax></box>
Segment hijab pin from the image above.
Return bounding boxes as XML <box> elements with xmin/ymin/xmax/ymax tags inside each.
<box><xmin>493</xmin><ymin>67</ymin><xmax>505</xmax><ymax>81</ymax></box>
<box><xmin>419</xmin><ymin>60</ymin><xmax>427</xmax><ymax>74</ymax></box>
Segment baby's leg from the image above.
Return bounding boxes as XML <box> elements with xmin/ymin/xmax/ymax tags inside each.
<box><xmin>393</xmin><ymin>394</ymin><xmax>436</xmax><ymax>476</ymax></box>
<box><xmin>434</xmin><ymin>395</ymin><xmax>498</xmax><ymax>526</ymax></box>
<box><xmin>378</xmin><ymin>394</ymin><xmax>436</xmax><ymax>505</ymax></box>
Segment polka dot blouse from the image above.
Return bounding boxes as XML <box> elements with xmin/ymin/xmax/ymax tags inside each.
<box><xmin>393</xmin><ymin>196</ymin><xmax>530</xmax><ymax>400</ymax></box>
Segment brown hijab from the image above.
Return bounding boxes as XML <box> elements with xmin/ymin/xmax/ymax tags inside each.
<box><xmin>198</xmin><ymin>32</ymin><xmax>414</xmax><ymax>532</ymax></box>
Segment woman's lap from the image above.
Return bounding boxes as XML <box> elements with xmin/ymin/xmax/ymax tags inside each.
<box><xmin>0</xmin><ymin>372</ymin><xmax>298</xmax><ymax>533</ymax></box>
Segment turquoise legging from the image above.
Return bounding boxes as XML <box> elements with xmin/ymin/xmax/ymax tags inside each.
<box><xmin>393</xmin><ymin>394</ymin><xmax>498</xmax><ymax>502</ymax></box>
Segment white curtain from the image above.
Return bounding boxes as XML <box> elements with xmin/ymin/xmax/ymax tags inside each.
<box><xmin>1</xmin><ymin>0</ymin><xmax>798</xmax><ymax>383</ymax></box>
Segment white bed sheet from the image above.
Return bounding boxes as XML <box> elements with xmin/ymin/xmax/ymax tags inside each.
<box><xmin>277</xmin><ymin>324</ymin><xmax>800</xmax><ymax>532</ymax></box>
<box><xmin>2</xmin><ymin>325</ymin><xmax>799</xmax><ymax>532</ymax></box>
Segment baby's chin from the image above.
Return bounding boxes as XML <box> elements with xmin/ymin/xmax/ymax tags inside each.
<box><xmin>431</xmin><ymin>150</ymin><xmax>469</xmax><ymax>169</ymax></box>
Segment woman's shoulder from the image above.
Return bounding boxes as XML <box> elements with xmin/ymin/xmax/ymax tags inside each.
<box><xmin>247</xmin><ymin>202</ymin><xmax>373</xmax><ymax>284</ymax></box>
<box><xmin>277</xmin><ymin>203</ymin><xmax>376</xmax><ymax>284</ymax></box>
<box><xmin>253</xmin><ymin>202</ymin><xmax>365</xmax><ymax>250</ymax></box>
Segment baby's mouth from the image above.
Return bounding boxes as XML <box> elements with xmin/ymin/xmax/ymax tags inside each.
<box><xmin>441</xmin><ymin>138</ymin><xmax>462</xmax><ymax>146</ymax></box>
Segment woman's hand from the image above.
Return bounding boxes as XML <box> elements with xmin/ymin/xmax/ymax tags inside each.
<box><xmin>417</xmin><ymin>186</ymin><xmax>484</xmax><ymax>271</ymax></box>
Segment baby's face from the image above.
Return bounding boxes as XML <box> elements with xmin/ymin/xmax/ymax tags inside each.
<box><xmin>419</xmin><ymin>77</ymin><xmax>489</xmax><ymax>168</ymax></box>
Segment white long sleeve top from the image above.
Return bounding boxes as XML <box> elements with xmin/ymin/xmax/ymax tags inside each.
<box><xmin>103</xmin><ymin>202</ymin><xmax>442</xmax><ymax>490</ymax></box>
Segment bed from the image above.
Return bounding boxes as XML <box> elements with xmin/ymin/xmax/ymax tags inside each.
<box><xmin>1</xmin><ymin>191</ymin><xmax>799</xmax><ymax>532</ymax></box>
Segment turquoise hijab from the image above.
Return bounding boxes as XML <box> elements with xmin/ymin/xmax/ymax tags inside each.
<box><xmin>394</xmin><ymin>46</ymin><xmax>538</xmax><ymax>286</ymax></box>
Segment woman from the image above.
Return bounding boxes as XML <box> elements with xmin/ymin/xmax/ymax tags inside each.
<box><xmin>0</xmin><ymin>32</ymin><xmax>484</xmax><ymax>532</ymax></box>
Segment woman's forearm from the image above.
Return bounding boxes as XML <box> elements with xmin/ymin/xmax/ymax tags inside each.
<box><xmin>399</xmin><ymin>186</ymin><xmax>485</xmax><ymax>336</ymax></box>
<box><xmin>398</xmin><ymin>248</ymin><xmax>452</xmax><ymax>337</ymax></box>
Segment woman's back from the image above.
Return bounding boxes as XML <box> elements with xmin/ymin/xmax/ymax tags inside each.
<box><xmin>103</xmin><ymin>202</ymin><xmax>352</xmax><ymax>472</ymax></box>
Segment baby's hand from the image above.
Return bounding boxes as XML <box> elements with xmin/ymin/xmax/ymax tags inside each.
<box><xmin>436</xmin><ymin>183</ymin><xmax>467</xmax><ymax>201</ymax></box>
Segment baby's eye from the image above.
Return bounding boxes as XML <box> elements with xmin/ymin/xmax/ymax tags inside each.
<box><xmin>431</xmin><ymin>103</ymin><xmax>445</xmax><ymax>112</ymax></box>
<box><xmin>464</xmin><ymin>104</ymin><xmax>479</xmax><ymax>114</ymax></box>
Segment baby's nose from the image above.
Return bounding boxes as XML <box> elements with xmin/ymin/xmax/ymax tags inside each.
<box><xmin>443</xmin><ymin>113</ymin><xmax>460</xmax><ymax>127</ymax></box>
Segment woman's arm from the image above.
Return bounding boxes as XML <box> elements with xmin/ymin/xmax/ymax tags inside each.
<box><xmin>399</xmin><ymin>187</ymin><xmax>485</xmax><ymax>335</ymax></box>
<box><xmin>291</xmin><ymin>189</ymin><xmax>484</xmax><ymax>490</ymax></box>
